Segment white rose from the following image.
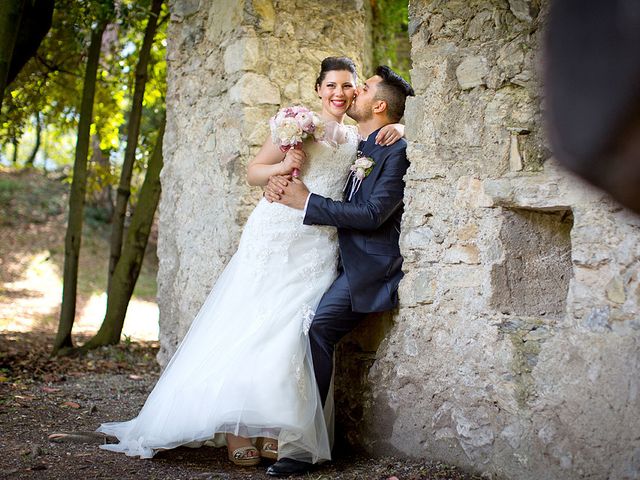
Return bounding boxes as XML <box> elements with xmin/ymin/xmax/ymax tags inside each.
<box><xmin>355</xmin><ymin>158</ymin><xmax>373</xmax><ymax>169</ymax></box>
<box><xmin>295</xmin><ymin>111</ymin><xmax>314</xmax><ymax>131</ymax></box>
<box><xmin>277</xmin><ymin>117</ymin><xmax>303</xmax><ymax>145</ymax></box>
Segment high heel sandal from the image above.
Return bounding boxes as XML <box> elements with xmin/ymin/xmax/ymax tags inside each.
<box><xmin>228</xmin><ymin>445</ymin><xmax>261</xmax><ymax>466</ymax></box>
<box><xmin>257</xmin><ymin>438</ymin><xmax>278</xmax><ymax>460</ymax></box>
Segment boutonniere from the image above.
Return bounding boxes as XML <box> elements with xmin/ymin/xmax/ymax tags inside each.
<box><xmin>343</xmin><ymin>150</ymin><xmax>375</xmax><ymax>201</ymax></box>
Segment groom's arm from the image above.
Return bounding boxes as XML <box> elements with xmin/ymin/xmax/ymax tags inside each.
<box><xmin>304</xmin><ymin>150</ymin><xmax>409</xmax><ymax>231</ymax></box>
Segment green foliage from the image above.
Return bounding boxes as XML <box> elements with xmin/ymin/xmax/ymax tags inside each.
<box><xmin>370</xmin><ymin>0</ymin><xmax>411</xmax><ymax>81</ymax></box>
<box><xmin>2</xmin><ymin>0</ymin><xmax>167</xmax><ymax>204</ymax></box>
<box><xmin>2</xmin><ymin>0</ymin><xmax>87</xmax><ymax>142</ymax></box>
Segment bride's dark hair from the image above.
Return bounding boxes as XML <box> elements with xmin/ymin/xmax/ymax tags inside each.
<box><xmin>315</xmin><ymin>56</ymin><xmax>357</xmax><ymax>90</ymax></box>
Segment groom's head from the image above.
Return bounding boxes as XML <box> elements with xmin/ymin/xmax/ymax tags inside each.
<box><xmin>348</xmin><ymin>66</ymin><xmax>414</xmax><ymax>124</ymax></box>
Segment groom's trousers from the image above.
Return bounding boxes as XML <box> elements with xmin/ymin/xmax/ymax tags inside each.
<box><xmin>309</xmin><ymin>269</ymin><xmax>367</xmax><ymax>405</ymax></box>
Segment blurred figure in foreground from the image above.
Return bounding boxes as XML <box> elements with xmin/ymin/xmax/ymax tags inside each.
<box><xmin>544</xmin><ymin>0</ymin><xmax>640</xmax><ymax>213</ymax></box>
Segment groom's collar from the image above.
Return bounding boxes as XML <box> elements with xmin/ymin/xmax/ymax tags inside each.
<box><xmin>357</xmin><ymin>117</ymin><xmax>392</xmax><ymax>140</ymax></box>
<box><xmin>358</xmin><ymin>127</ymin><xmax>384</xmax><ymax>152</ymax></box>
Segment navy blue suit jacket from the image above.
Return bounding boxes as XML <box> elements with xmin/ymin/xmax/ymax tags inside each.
<box><xmin>303</xmin><ymin>128</ymin><xmax>409</xmax><ymax>313</ymax></box>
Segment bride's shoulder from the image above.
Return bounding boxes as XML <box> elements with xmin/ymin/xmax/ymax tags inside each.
<box><xmin>321</xmin><ymin>121</ymin><xmax>359</xmax><ymax>147</ymax></box>
<box><xmin>343</xmin><ymin>124</ymin><xmax>358</xmax><ymax>136</ymax></box>
<box><xmin>340</xmin><ymin>124</ymin><xmax>360</xmax><ymax>147</ymax></box>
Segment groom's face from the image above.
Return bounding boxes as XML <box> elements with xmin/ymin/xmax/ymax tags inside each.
<box><xmin>347</xmin><ymin>75</ymin><xmax>382</xmax><ymax>122</ymax></box>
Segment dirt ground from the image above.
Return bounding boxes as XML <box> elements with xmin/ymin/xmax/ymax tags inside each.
<box><xmin>0</xmin><ymin>332</ymin><xmax>481</xmax><ymax>480</ymax></box>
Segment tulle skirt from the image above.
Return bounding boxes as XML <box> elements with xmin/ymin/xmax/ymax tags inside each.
<box><xmin>98</xmin><ymin>200</ymin><xmax>339</xmax><ymax>463</ymax></box>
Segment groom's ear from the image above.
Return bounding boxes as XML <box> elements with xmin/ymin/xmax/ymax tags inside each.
<box><xmin>373</xmin><ymin>99</ymin><xmax>388</xmax><ymax>115</ymax></box>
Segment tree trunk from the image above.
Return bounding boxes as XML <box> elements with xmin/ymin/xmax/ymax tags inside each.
<box><xmin>7</xmin><ymin>0</ymin><xmax>54</xmax><ymax>87</ymax></box>
<box><xmin>82</xmin><ymin>115</ymin><xmax>165</xmax><ymax>349</ymax></box>
<box><xmin>42</xmin><ymin>126</ymin><xmax>49</xmax><ymax>173</ymax></box>
<box><xmin>0</xmin><ymin>0</ymin><xmax>25</xmax><ymax>115</ymax></box>
<box><xmin>11</xmin><ymin>137</ymin><xmax>19</xmax><ymax>164</ymax></box>
<box><xmin>107</xmin><ymin>0</ymin><xmax>163</xmax><ymax>297</ymax></box>
<box><xmin>53</xmin><ymin>21</ymin><xmax>108</xmax><ymax>355</ymax></box>
<box><xmin>25</xmin><ymin>111</ymin><xmax>41</xmax><ymax>167</ymax></box>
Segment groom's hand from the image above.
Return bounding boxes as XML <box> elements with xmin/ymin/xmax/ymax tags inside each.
<box><xmin>280</xmin><ymin>178</ymin><xmax>310</xmax><ymax>209</ymax></box>
<box><xmin>264</xmin><ymin>175</ymin><xmax>291</xmax><ymax>203</ymax></box>
<box><xmin>265</xmin><ymin>175</ymin><xmax>309</xmax><ymax>209</ymax></box>
<box><xmin>274</xmin><ymin>177</ymin><xmax>309</xmax><ymax>210</ymax></box>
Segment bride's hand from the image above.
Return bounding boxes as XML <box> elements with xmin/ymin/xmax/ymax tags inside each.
<box><xmin>279</xmin><ymin>148</ymin><xmax>306</xmax><ymax>175</ymax></box>
<box><xmin>375</xmin><ymin>123</ymin><xmax>405</xmax><ymax>146</ymax></box>
<box><xmin>264</xmin><ymin>175</ymin><xmax>291</xmax><ymax>202</ymax></box>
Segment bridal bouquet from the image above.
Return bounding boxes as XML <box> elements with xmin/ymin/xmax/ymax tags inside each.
<box><xmin>270</xmin><ymin>105</ymin><xmax>325</xmax><ymax>176</ymax></box>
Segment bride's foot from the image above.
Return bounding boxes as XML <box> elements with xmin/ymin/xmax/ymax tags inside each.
<box><xmin>257</xmin><ymin>437</ymin><xmax>278</xmax><ymax>460</ymax></box>
<box><xmin>226</xmin><ymin>434</ymin><xmax>260</xmax><ymax>467</ymax></box>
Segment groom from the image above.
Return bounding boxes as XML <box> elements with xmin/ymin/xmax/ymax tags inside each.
<box><xmin>264</xmin><ymin>65</ymin><xmax>414</xmax><ymax>476</ymax></box>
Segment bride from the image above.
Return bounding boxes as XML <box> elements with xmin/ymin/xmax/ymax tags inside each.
<box><xmin>97</xmin><ymin>57</ymin><xmax>402</xmax><ymax>467</ymax></box>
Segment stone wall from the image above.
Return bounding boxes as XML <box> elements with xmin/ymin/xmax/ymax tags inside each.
<box><xmin>353</xmin><ymin>1</ymin><xmax>640</xmax><ymax>479</ymax></box>
<box><xmin>158</xmin><ymin>0</ymin><xmax>372</xmax><ymax>364</ymax></box>
<box><xmin>160</xmin><ymin>1</ymin><xmax>640</xmax><ymax>479</ymax></box>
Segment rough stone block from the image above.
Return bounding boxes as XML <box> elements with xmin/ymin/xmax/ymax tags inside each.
<box><xmin>205</xmin><ymin>0</ymin><xmax>243</xmax><ymax>42</ymax></box>
<box><xmin>508</xmin><ymin>0</ymin><xmax>533</xmax><ymax>22</ymax></box>
<box><xmin>171</xmin><ymin>0</ymin><xmax>201</xmax><ymax>21</ymax></box>
<box><xmin>455</xmin><ymin>56</ymin><xmax>489</xmax><ymax>90</ymax></box>
<box><xmin>224</xmin><ymin>37</ymin><xmax>262</xmax><ymax>74</ymax></box>
<box><xmin>455</xmin><ymin>177</ymin><xmax>494</xmax><ymax>208</ymax></box>
<box><xmin>400</xmin><ymin>269</ymin><xmax>437</xmax><ymax>307</ymax></box>
<box><xmin>229</xmin><ymin>73</ymin><xmax>280</xmax><ymax>105</ymax></box>
<box><xmin>242</xmin><ymin>105</ymin><xmax>276</xmax><ymax>146</ymax></box>
<box><xmin>490</xmin><ymin>208</ymin><xmax>573</xmax><ymax>317</ymax></box>
<box><xmin>605</xmin><ymin>275</ymin><xmax>626</xmax><ymax>304</ymax></box>
<box><xmin>444</xmin><ymin>244</ymin><xmax>480</xmax><ymax>264</ymax></box>
<box><xmin>251</xmin><ymin>0</ymin><xmax>276</xmax><ymax>32</ymax></box>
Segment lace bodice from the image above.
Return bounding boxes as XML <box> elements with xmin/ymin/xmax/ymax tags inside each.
<box><xmin>298</xmin><ymin>122</ymin><xmax>359</xmax><ymax>199</ymax></box>
<box><xmin>237</xmin><ymin>121</ymin><xmax>358</xmax><ymax>278</ymax></box>
<box><xmin>245</xmin><ymin>122</ymin><xmax>358</xmax><ymax>226</ymax></box>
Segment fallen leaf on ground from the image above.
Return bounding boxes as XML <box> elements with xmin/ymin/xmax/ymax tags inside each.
<box><xmin>14</xmin><ymin>395</ymin><xmax>35</xmax><ymax>401</ymax></box>
<box><xmin>61</xmin><ymin>401</ymin><xmax>80</xmax><ymax>409</ymax></box>
<box><xmin>48</xmin><ymin>431</ymin><xmax>109</xmax><ymax>444</ymax></box>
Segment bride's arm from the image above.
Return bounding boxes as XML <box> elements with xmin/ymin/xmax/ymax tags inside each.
<box><xmin>247</xmin><ymin>136</ymin><xmax>304</xmax><ymax>186</ymax></box>
<box><xmin>374</xmin><ymin>123</ymin><xmax>405</xmax><ymax>146</ymax></box>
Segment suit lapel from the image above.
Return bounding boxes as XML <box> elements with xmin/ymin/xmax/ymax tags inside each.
<box><xmin>349</xmin><ymin>128</ymin><xmax>385</xmax><ymax>201</ymax></box>
<box><xmin>344</xmin><ymin>135</ymin><xmax>369</xmax><ymax>202</ymax></box>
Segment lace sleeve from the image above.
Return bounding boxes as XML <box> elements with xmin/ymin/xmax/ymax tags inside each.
<box><xmin>322</xmin><ymin>121</ymin><xmax>359</xmax><ymax>147</ymax></box>
<box><xmin>268</xmin><ymin>115</ymin><xmax>279</xmax><ymax>145</ymax></box>
<box><xmin>344</xmin><ymin>124</ymin><xmax>358</xmax><ymax>135</ymax></box>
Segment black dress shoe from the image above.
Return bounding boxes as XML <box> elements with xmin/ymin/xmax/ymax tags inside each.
<box><xmin>265</xmin><ymin>457</ymin><xmax>313</xmax><ymax>477</ymax></box>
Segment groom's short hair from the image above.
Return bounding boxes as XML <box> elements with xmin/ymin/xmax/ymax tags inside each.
<box><xmin>374</xmin><ymin>66</ymin><xmax>415</xmax><ymax>123</ymax></box>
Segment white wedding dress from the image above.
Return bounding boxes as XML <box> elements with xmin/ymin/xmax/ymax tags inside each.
<box><xmin>98</xmin><ymin>121</ymin><xmax>358</xmax><ymax>463</ymax></box>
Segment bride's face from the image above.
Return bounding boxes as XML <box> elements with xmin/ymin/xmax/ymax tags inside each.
<box><xmin>316</xmin><ymin>70</ymin><xmax>356</xmax><ymax>122</ymax></box>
